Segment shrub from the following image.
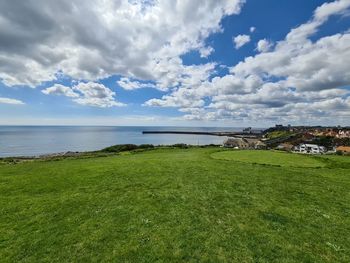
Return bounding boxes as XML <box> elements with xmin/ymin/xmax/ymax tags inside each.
<box><xmin>138</xmin><ymin>144</ymin><xmax>155</xmax><ymax>149</ymax></box>
<box><xmin>172</xmin><ymin>143</ymin><xmax>188</xmax><ymax>149</ymax></box>
<box><xmin>102</xmin><ymin>144</ymin><xmax>138</xmax><ymax>153</ymax></box>
<box><xmin>311</xmin><ymin>136</ymin><xmax>334</xmax><ymax>148</ymax></box>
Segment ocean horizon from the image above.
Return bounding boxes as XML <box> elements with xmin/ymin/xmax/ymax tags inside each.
<box><xmin>0</xmin><ymin>126</ymin><xmax>254</xmax><ymax>157</ymax></box>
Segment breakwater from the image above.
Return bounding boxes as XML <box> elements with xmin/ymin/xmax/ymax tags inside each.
<box><xmin>142</xmin><ymin>131</ymin><xmax>262</xmax><ymax>138</ymax></box>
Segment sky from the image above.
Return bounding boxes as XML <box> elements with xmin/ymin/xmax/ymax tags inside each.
<box><xmin>0</xmin><ymin>0</ymin><xmax>350</xmax><ymax>127</ymax></box>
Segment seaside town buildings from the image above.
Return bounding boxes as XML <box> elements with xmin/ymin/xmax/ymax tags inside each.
<box><xmin>223</xmin><ymin>138</ymin><xmax>267</xmax><ymax>150</ymax></box>
<box><xmin>223</xmin><ymin>125</ymin><xmax>350</xmax><ymax>155</ymax></box>
<box><xmin>293</xmin><ymin>144</ymin><xmax>327</xmax><ymax>154</ymax></box>
<box><xmin>336</xmin><ymin>146</ymin><xmax>350</xmax><ymax>154</ymax></box>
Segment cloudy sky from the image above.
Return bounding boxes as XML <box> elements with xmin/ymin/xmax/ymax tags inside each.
<box><xmin>0</xmin><ymin>0</ymin><xmax>349</xmax><ymax>127</ymax></box>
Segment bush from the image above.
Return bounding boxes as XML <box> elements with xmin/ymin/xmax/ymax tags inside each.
<box><xmin>335</xmin><ymin>137</ymin><xmax>350</xmax><ymax>146</ymax></box>
<box><xmin>138</xmin><ymin>144</ymin><xmax>155</xmax><ymax>149</ymax></box>
<box><xmin>336</xmin><ymin>150</ymin><xmax>343</xmax><ymax>156</ymax></box>
<box><xmin>102</xmin><ymin>144</ymin><xmax>138</xmax><ymax>153</ymax></box>
<box><xmin>311</xmin><ymin>136</ymin><xmax>334</xmax><ymax>148</ymax></box>
<box><xmin>200</xmin><ymin>144</ymin><xmax>220</xmax><ymax>148</ymax></box>
<box><xmin>172</xmin><ymin>143</ymin><xmax>188</xmax><ymax>149</ymax></box>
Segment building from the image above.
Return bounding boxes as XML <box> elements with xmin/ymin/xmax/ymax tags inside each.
<box><xmin>293</xmin><ymin>144</ymin><xmax>326</xmax><ymax>154</ymax></box>
<box><xmin>302</xmin><ymin>133</ymin><xmax>315</xmax><ymax>142</ymax></box>
<box><xmin>254</xmin><ymin>141</ymin><xmax>267</xmax><ymax>150</ymax></box>
<box><xmin>223</xmin><ymin>138</ymin><xmax>250</xmax><ymax>149</ymax></box>
<box><xmin>223</xmin><ymin>138</ymin><xmax>266</xmax><ymax>149</ymax></box>
<box><xmin>243</xmin><ymin>127</ymin><xmax>252</xmax><ymax>133</ymax></box>
<box><xmin>337</xmin><ymin>130</ymin><xmax>350</xmax><ymax>138</ymax></box>
<box><xmin>336</xmin><ymin>146</ymin><xmax>350</xmax><ymax>154</ymax></box>
<box><xmin>276</xmin><ymin>143</ymin><xmax>294</xmax><ymax>152</ymax></box>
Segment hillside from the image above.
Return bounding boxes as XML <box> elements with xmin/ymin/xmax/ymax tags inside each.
<box><xmin>1</xmin><ymin>148</ymin><xmax>349</xmax><ymax>262</ymax></box>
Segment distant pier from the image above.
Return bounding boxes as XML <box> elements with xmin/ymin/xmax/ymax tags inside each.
<box><xmin>142</xmin><ymin>130</ymin><xmax>262</xmax><ymax>138</ymax></box>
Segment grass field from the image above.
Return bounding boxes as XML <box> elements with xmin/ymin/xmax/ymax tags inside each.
<box><xmin>212</xmin><ymin>150</ymin><xmax>326</xmax><ymax>168</ymax></box>
<box><xmin>0</xmin><ymin>148</ymin><xmax>349</xmax><ymax>262</ymax></box>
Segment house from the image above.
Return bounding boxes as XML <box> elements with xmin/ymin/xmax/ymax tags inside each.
<box><xmin>243</xmin><ymin>127</ymin><xmax>252</xmax><ymax>133</ymax></box>
<box><xmin>302</xmin><ymin>133</ymin><xmax>315</xmax><ymax>142</ymax></box>
<box><xmin>276</xmin><ymin>143</ymin><xmax>294</xmax><ymax>152</ymax></box>
<box><xmin>223</xmin><ymin>138</ymin><xmax>250</xmax><ymax>149</ymax></box>
<box><xmin>336</xmin><ymin>146</ymin><xmax>350</xmax><ymax>154</ymax></box>
<box><xmin>337</xmin><ymin>130</ymin><xmax>350</xmax><ymax>138</ymax></box>
<box><xmin>293</xmin><ymin>144</ymin><xmax>326</xmax><ymax>154</ymax></box>
<box><xmin>325</xmin><ymin>130</ymin><xmax>338</xmax><ymax>137</ymax></box>
<box><xmin>254</xmin><ymin>141</ymin><xmax>267</xmax><ymax>150</ymax></box>
<box><xmin>223</xmin><ymin>138</ymin><xmax>266</xmax><ymax>149</ymax></box>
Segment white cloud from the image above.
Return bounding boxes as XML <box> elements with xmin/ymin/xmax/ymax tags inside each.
<box><xmin>250</xmin><ymin>26</ymin><xmax>256</xmax><ymax>33</ymax></box>
<box><xmin>42</xmin><ymin>82</ymin><xmax>125</xmax><ymax>108</ymax></box>
<box><xmin>0</xmin><ymin>0</ymin><xmax>244</xmax><ymax>89</ymax></box>
<box><xmin>144</xmin><ymin>88</ymin><xmax>206</xmax><ymax>108</ymax></box>
<box><xmin>73</xmin><ymin>82</ymin><xmax>126</xmax><ymax>108</ymax></box>
<box><xmin>233</xmin><ymin>33</ymin><xmax>350</xmax><ymax>93</ymax></box>
<box><xmin>314</xmin><ymin>0</ymin><xmax>350</xmax><ymax>20</ymax></box>
<box><xmin>2</xmin><ymin>0</ymin><xmax>350</xmax><ymax>124</ymax></box>
<box><xmin>117</xmin><ymin>77</ymin><xmax>158</xmax><ymax>91</ymax></box>
<box><xmin>42</xmin><ymin>84</ymin><xmax>79</xmax><ymax>97</ymax></box>
<box><xmin>285</xmin><ymin>0</ymin><xmax>350</xmax><ymax>44</ymax></box>
<box><xmin>0</xmin><ymin>97</ymin><xmax>25</xmax><ymax>105</ymax></box>
<box><xmin>145</xmin><ymin>0</ymin><xmax>350</xmax><ymax>123</ymax></box>
<box><xmin>256</xmin><ymin>39</ymin><xmax>273</xmax><ymax>53</ymax></box>
<box><xmin>199</xmin><ymin>46</ymin><xmax>214</xmax><ymax>58</ymax></box>
<box><xmin>233</xmin><ymin>34</ymin><xmax>251</xmax><ymax>49</ymax></box>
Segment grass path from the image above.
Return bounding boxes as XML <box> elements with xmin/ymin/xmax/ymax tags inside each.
<box><xmin>0</xmin><ymin>148</ymin><xmax>349</xmax><ymax>262</ymax></box>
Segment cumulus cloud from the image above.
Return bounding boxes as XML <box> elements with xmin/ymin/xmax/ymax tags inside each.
<box><xmin>145</xmin><ymin>87</ymin><xmax>206</xmax><ymax>108</ymax></box>
<box><xmin>43</xmin><ymin>82</ymin><xmax>125</xmax><ymax>108</ymax></box>
<box><xmin>256</xmin><ymin>39</ymin><xmax>273</xmax><ymax>53</ymax></box>
<box><xmin>199</xmin><ymin>46</ymin><xmax>215</xmax><ymax>58</ymax></box>
<box><xmin>250</xmin><ymin>26</ymin><xmax>256</xmax><ymax>33</ymax></box>
<box><xmin>117</xmin><ymin>77</ymin><xmax>158</xmax><ymax>91</ymax></box>
<box><xmin>145</xmin><ymin>0</ymin><xmax>350</xmax><ymax>123</ymax></box>
<box><xmin>42</xmin><ymin>84</ymin><xmax>79</xmax><ymax>97</ymax></box>
<box><xmin>0</xmin><ymin>97</ymin><xmax>25</xmax><ymax>105</ymax></box>
<box><xmin>233</xmin><ymin>34</ymin><xmax>251</xmax><ymax>49</ymax></box>
<box><xmin>232</xmin><ymin>7</ymin><xmax>350</xmax><ymax>92</ymax></box>
<box><xmin>0</xmin><ymin>0</ymin><xmax>244</xmax><ymax>89</ymax></box>
<box><xmin>2</xmin><ymin>0</ymin><xmax>349</xmax><ymax>124</ymax></box>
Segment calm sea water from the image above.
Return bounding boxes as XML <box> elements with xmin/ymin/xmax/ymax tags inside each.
<box><xmin>0</xmin><ymin>126</ymin><xmax>242</xmax><ymax>157</ymax></box>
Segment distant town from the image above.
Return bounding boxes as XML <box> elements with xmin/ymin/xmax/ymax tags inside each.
<box><xmin>224</xmin><ymin>125</ymin><xmax>350</xmax><ymax>155</ymax></box>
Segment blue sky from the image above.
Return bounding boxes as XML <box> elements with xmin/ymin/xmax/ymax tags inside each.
<box><xmin>0</xmin><ymin>0</ymin><xmax>349</xmax><ymax>127</ymax></box>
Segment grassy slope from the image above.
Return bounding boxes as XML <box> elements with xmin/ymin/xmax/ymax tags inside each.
<box><xmin>211</xmin><ymin>150</ymin><xmax>326</xmax><ymax>168</ymax></box>
<box><xmin>265</xmin><ymin>130</ymin><xmax>294</xmax><ymax>139</ymax></box>
<box><xmin>0</xmin><ymin>148</ymin><xmax>349</xmax><ymax>262</ymax></box>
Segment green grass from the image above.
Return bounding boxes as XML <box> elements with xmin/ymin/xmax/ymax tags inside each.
<box><xmin>0</xmin><ymin>148</ymin><xmax>349</xmax><ymax>262</ymax></box>
<box><xmin>265</xmin><ymin>130</ymin><xmax>294</xmax><ymax>139</ymax></box>
<box><xmin>212</xmin><ymin>150</ymin><xmax>326</xmax><ymax>168</ymax></box>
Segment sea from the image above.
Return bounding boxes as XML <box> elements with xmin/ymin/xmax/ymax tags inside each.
<box><xmin>0</xmin><ymin>126</ymin><xmax>244</xmax><ymax>157</ymax></box>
